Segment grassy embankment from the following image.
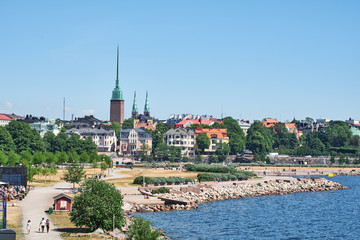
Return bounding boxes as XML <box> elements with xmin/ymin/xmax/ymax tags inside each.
<box><xmin>29</xmin><ymin>168</ymin><xmax>105</xmax><ymax>187</ymax></box>
<box><xmin>50</xmin><ymin>212</ymin><xmax>114</xmax><ymax>240</ymax></box>
<box><xmin>7</xmin><ymin>201</ymin><xmax>24</xmax><ymax>240</ymax></box>
<box><xmin>105</xmin><ymin>168</ymin><xmax>199</xmax><ymax>187</ymax></box>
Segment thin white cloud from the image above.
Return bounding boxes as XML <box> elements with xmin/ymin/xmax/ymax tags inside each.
<box><xmin>6</xmin><ymin>102</ymin><xmax>13</xmax><ymax>109</ymax></box>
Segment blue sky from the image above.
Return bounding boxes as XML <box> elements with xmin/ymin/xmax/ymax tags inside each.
<box><xmin>1</xmin><ymin>1</ymin><xmax>359</xmax><ymax>122</ymax></box>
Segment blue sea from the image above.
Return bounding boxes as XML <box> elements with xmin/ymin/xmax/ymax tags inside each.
<box><xmin>136</xmin><ymin>176</ymin><xmax>360</xmax><ymax>240</ymax></box>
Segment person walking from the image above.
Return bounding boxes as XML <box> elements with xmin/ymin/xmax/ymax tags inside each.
<box><xmin>46</xmin><ymin>219</ymin><xmax>50</xmax><ymax>233</ymax></box>
<box><xmin>26</xmin><ymin>220</ymin><xmax>31</xmax><ymax>234</ymax></box>
<box><xmin>39</xmin><ymin>217</ymin><xmax>46</xmax><ymax>233</ymax></box>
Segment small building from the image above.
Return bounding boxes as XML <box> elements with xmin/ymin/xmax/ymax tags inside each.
<box><xmin>53</xmin><ymin>193</ymin><xmax>72</xmax><ymax>211</ymax></box>
<box><xmin>119</xmin><ymin>128</ymin><xmax>152</xmax><ymax>155</ymax></box>
<box><xmin>0</xmin><ymin>114</ymin><xmax>12</xmax><ymax>127</ymax></box>
<box><xmin>195</xmin><ymin>127</ymin><xmax>229</xmax><ymax>153</ymax></box>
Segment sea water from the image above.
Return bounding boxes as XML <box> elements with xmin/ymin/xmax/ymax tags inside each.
<box><xmin>136</xmin><ymin>176</ymin><xmax>360</xmax><ymax>240</ymax></box>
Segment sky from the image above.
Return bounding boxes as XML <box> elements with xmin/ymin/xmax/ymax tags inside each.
<box><xmin>1</xmin><ymin>1</ymin><xmax>359</xmax><ymax>122</ymax></box>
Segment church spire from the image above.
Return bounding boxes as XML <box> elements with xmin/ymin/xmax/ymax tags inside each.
<box><xmin>111</xmin><ymin>46</ymin><xmax>123</xmax><ymax>100</ymax></box>
<box><xmin>144</xmin><ymin>91</ymin><xmax>150</xmax><ymax>117</ymax></box>
<box><xmin>132</xmin><ymin>91</ymin><xmax>138</xmax><ymax>119</ymax></box>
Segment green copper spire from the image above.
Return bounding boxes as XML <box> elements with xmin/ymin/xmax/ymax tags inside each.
<box><xmin>111</xmin><ymin>46</ymin><xmax>123</xmax><ymax>100</ymax></box>
<box><xmin>144</xmin><ymin>91</ymin><xmax>150</xmax><ymax>115</ymax></box>
<box><xmin>132</xmin><ymin>91</ymin><xmax>138</xmax><ymax>113</ymax></box>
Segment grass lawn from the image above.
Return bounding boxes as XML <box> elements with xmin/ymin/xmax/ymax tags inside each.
<box><xmin>7</xmin><ymin>200</ymin><xmax>24</xmax><ymax>240</ymax></box>
<box><xmin>49</xmin><ymin>212</ymin><xmax>114</xmax><ymax>240</ymax></box>
<box><xmin>106</xmin><ymin>168</ymin><xmax>199</xmax><ymax>187</ymax></box>
<box><xmin>29</xmin><ymin>168</ymin><xmax>106</xmax><ymax>187</ymax></box>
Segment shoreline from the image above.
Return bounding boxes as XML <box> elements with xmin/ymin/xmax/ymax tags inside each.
<box><xmin>127</xmin><ymin>176</ymin><xmax>349</xmax><ymax>213</ymax></box>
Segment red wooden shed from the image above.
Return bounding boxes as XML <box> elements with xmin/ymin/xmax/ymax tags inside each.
<box><xmin>53</xmin><ymin>193</ymin><xmax>73</xmax><ymax>211</ymax></box>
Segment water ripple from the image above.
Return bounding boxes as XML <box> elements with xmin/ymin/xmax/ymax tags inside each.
<box><xmin>136</xmin><ymin>176</ymin><xmax>360</xmax><ymax>240</ymax></box>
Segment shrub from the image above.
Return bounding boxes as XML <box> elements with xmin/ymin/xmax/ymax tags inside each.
<box><xmin>151</xmin><ymin>187</ymin><xmax>170</xmax><ymax>194</ymax></box>
<box><xmin>127</xmin><ymin>217</ymin><xmax>162</xmax><ymax>240</ymax></box>
<box><xmin>133</xmin><ymin>176</ymin><xmax>153</xmax><ymax>185</ymax></box>
<box><xmin>197</xmin><ymin>173</ymin><xmax>216</xmax><ymax>182</ymax></box>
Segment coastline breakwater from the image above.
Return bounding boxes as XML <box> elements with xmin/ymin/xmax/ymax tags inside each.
<box><xmin>131</xmin><ymin>178</ymin><xmax>348</xmax><ymax>213</ymax></box>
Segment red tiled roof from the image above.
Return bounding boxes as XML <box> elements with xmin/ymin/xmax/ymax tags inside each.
<box><xmin>195</xmin><ymin>127</ymin><xmax>228</xmax><ymax>139</ymax></box>
<box><xmin>0</xmin><ymin>114</ymin><xmax>12</xmax><ymax>121</ymax></box>
<box><xmin>175</xmin><ymin>118</ymin><xmax>217</xmax><ymax>128</ymax></box>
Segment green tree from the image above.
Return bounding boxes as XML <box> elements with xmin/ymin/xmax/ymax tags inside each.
<box><xmin>82</xmin><ymin>137</ymin><xmax>97</xmax><ymax>154</ymax></box>
<box><xmin>146</xmin><ymin>129</ymin><xmax>163</xmax><ymax>153</ymax></box>
<box><xmin>79</xmin><ymin>152</ymin><xmax>90</xmax><ymax>163</ymax></box>
<box><xmin>54</xmin><ymin>132</ymin><xmax>68</xmax><ymax>152</ymax></box>
<box><xmin>330</xmin><ymin>155</ymin><xmax>335</xmax><ymax>164</ymax></box>
<box><xmin>168</xmin><ymin>146</ymin><xmax>181</xmax><ymax>162</ymax></box>
<box><xmin>7</xmin><ymin>151</ymin><xmax>20</xmax><ymax>166</ymax></box>
<box><xmin>215</xmin><ymin>142</ymin><xmax>230</xmax><ymax>161</ymax></box>
<box><xmin>89</xmin><ymin>151</ymin><xmax>99</xmax><ymax>163</ymax></box>
<box><xmin>44</xmin><ymin>152</ymin><xmax>57</xmax><ymax>164</ymax></box>
<box><xmin>349</xmin><ymin>135</ymin><xmax>360</xmax><ymax>147</ymax></box>
<box><xmin>19</xmin><ymin>150</ymin><xmax>33</xmax><ymax>166</ymax></box>
<box><xmin>33</xmin><ymin>151</ymin><xmax>45</xmax><ymax>165</ymax></box>
<box><xmin>56</xmin><ymin>151</ymin><xmax>68</xmax><ymax>164</ymax></box>
<box><xmin>5</xmin><ymin>121</ymin><xmax>45</xmax><ymax>153</ymax></box>
<box><xmin>154</xmin><ymin>142</ymin><xmax>169</xmax><ymax>161</ymax></box>
<box><xmin>68</xmin><ymin>133</ymin><xmax>83</xmax><ymax>154</ymax></box>
<box><xmin>155</xmin><ymin>122</ymin><xmax>171</xmax><ymax>134</ymax></box>
<box><xmin>122</xmin><ymin>118</ymin><xmax>134</xmax><ymax>129</ymax></box>
<box><xmin>0</xmin><ymin>126</ymin><xmax>15</xmax><ymax>153</ymax></box>
<box><xmin>223</xmin><ymin>117</ymin><xmax>246</xmax><ymax>154</ymax></box>
<box><xmin>43</xmin><ymin>131</ymin><xmax>56</xmax><ymax>152</ymax></box>
<box><xmin>100</xmin><ymin>162</ymin><xmax>108</xmax><ymax>173</ymax></box>
<box><xmin>195</xmin><ymin>154</ymin><xmax>202</xmax><ymax>163</ymax></box>
<box><xmin>309</xmin><ymin>137</ymin><xmax>325</xmax><ymax>155</ymax></box>
<box><xmin>209</xmin><ymin>154</ymin><xmax>219</xmax><ymax>163</ymax></box>
<box><xmin>326</xmin><ymin>121</ymin><xmax>351</xmax><ymax>147</ymax></box>
<box><xmin>246</xmin><ymin>131</ymin><xmax>270</xmax><ymax>156</ymax></box>
<box><xmin>63</xmin><ymin>162</ymin><xmax>86</xmax><ymax>188</ymax></box>
<box><xmin>0</xmin><ymin>151</ymin><xmax>8</xmax><ymax>165</ymax></box>
<box><xmin>246</xmin><ymin>121</ymin><xmax>273</xmax><ymax>152</ymax></box>
<box><xmin>70</xmin><ymin>179</ymin><xmax>125</xmax><ymax>231</ymax></box>
<box><xmin>127</xmin><ymin>217</ymin><xmax>162</xmax><ymax>240</ymax></box>
<box><xmin>196</xmin><ymin>133</ymin><xmax>210</xmax><ymax>153</ymax></box>
<box><xmin>68</xmin><ymin>150</ymin><xmax>80</xmax><ymax>163</ymax></box>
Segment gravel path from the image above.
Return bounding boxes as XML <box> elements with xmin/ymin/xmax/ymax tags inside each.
<box><xmin>19</xmin><ymin>182</ymin><xmax>71</xmax><ymax>240</ymax></box>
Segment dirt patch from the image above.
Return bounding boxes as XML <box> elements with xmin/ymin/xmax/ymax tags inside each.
<box><xmin>50</xmin><ymin>212</ymin><xmax>114</xmax><ymax>240</ymax></box>
<box><xmin>7</xmin><ymin>201</ymin><xmax>24</xmax><ymax>240</ymax></box>
<box><xmin>29</xmin><ymin>168</ymin><xmax>105</xmax><ymax>187</ymax></box>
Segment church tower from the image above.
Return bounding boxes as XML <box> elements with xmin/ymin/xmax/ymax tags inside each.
<box><xmin>131</xmin><ymin>91</ymin><xmax>138</xmax><ymax>119</ymax></box>
<box><xmin>110</xmin><ymin>46</ymin><xmax>124</xmax><ymax>123</ymax></box>
<box><xmin>144</xmin><ymin>91</ymin><xmax>150</xmax><ymax>117</ymax></box>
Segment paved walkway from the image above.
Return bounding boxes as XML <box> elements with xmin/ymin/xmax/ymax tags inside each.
<box><xmin>19</xmin><ymin>182</ymin><xmax>71</xmax><ymax>240</ymax></box>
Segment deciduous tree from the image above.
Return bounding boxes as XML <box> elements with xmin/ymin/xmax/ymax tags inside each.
<box><xmin>70</xmin><ymin>179</ymin><xmax>125</xmax><ymax>231</ymax></box>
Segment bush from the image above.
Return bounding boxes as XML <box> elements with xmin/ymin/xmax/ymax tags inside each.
<box><xmin>133</xmin><ymin>176</ymin><xmax>153</xmax><ymax>185</ymax></box>
<box><xmin>197</xmin><ymin>173</ymin><xmax>216</xmax><ymax>182</ymax></box>
<box><xmin>151</xmin><ymin>187</ymin><xmax>170</xmax><ymax>194</ymax></box>
<box><xmin>185</xmin><ymin>164</ymin><xmax>235</xmax><ymax>173</ymax></box>
<box><xmin>127</xmin><ymin>217</ymin><xmax>162</xmax><ymax>240</ymax></box>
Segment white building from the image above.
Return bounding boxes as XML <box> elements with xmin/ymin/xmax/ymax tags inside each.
<box><xmin>237</xmin><ymin>120</ymin><xmax>251</xmax><ymax>135</ymax></box>
<box><xmin>66</xmin><ymin>127</ymin><xmax>117</xmax><ymax>152</ymax></box>
<box><xmin>30</xmin><ymin>121</ymin><xmax>60</xmax><ymax>137</ymax></box>
<box><xmin>164</xmin><ymin>128</ymin><xmax>196</xmax><ymax>156</ymax></box>
<box><xmin>0</xmin><ymin>114</ymin><xmax>12</xmax><ymax>127</ymax></box>
<box><xmin>316</xmin><ymin>118</ymin><xmax>331</xmax><ymax>123</ymax></box>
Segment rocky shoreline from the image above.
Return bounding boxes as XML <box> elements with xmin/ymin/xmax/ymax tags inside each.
<box><xmin>131</xmin><ymin>177</ymin><xmax>348</xmax><ymax>213</ymax></box>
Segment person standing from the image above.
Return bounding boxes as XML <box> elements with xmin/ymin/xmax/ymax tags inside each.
<box><xmin>26</xmin><ymin>220</ymin><xmax>31</xmax><ymax>234</ymax></box>
<box><xmin>39</xmin><ymin>218</ymin><xmax>46</xmax><ymax>233</ymax></box>
<box><xmin>46</xmin><ymin>219</ymin><xmax>50</xmax><ymax>233</ymax></box>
